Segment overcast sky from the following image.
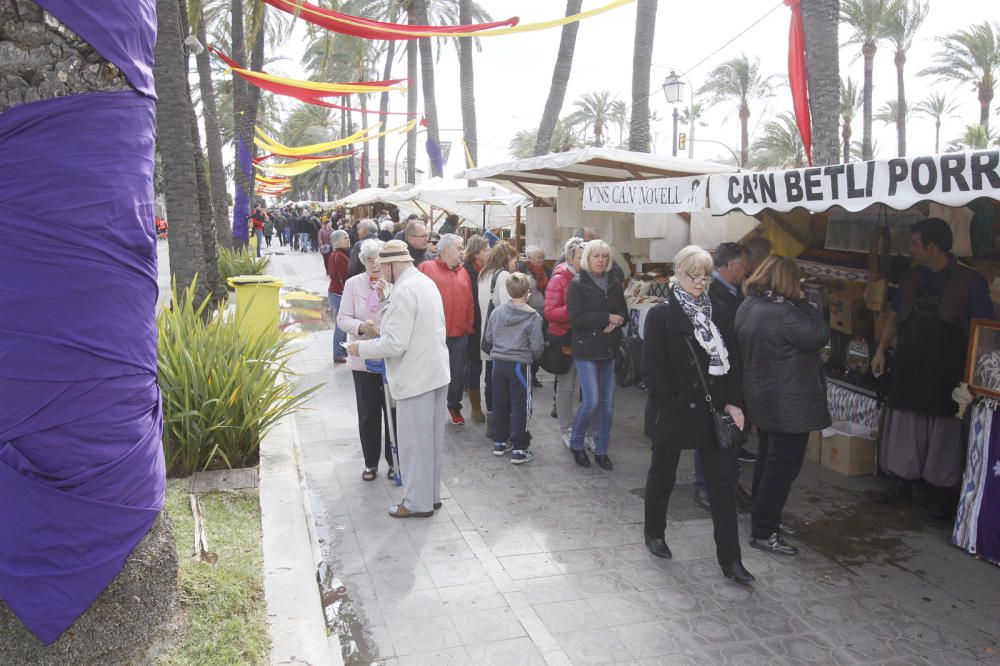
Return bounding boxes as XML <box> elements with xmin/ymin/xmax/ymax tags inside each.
<box><xmin>267</xmin><ymin>0</ymin><xmax>992</xmax><ymax>177</ymax></box>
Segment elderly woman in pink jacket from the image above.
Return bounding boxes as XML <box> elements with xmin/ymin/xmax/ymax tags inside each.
<box><xmin>337</xmin><ymin>238</ymin><xmax>396</xmax><ymax>481</ymax></box>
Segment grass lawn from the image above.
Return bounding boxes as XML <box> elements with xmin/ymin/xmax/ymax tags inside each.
<box><xmin>155</xmin><ymin>479</ymin><xmax>269</xmax><ymax>665</ymax></box>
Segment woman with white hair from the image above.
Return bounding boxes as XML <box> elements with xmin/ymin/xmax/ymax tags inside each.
<box><xmin>565</xmin><ymin>239</ymin><xmax>628</xmax><ymax>470</ymax></box>
<box><xmin>337</xmin><ymin>239</ymin><xmax>397</xmax><ymax>480</ymax></box>
<box><xmin>640</xmin><ymin>245</ymin><xmax>753</xmax><ymax>584</ymax></box>
<box><xmin>326</xmin><ymin>229</ymin><xmax>352</xmax><ymax>363</ymax></box>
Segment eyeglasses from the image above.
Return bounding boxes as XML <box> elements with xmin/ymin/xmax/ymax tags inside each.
<box><xmin>411</xmin><ymin>234</ymin><xmax>429</xmax><ymax>239</ymax></box>
<box><xmin>686</xmin><ymin>273</ymin><xmax>713</xmax><ymax>285</ymax></box>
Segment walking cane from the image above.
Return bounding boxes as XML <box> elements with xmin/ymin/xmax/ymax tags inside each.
<box><xmin>366</xmin><ymin>358</ymin><xmax>402</xmax><ymax>486</ymax></box>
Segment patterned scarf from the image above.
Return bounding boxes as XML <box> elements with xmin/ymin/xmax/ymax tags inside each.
<box><xmin>673</xmin><ymin>285</ymin><xmax>730</xmax><ymax>376</ymax></box>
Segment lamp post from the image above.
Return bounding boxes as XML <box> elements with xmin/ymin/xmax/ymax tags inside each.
<box><xmin>662</xmin><ymin>71</ymin><xmax>683</xmax><ymax>157</ymax></box>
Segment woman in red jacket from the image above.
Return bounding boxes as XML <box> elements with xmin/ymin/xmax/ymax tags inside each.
<box><xmin>544</xmin><ymin>237</ymin><xmax>594</xmax><ymax>449</ymax></box>
<box><xmin>326</xmin><ymin>229</ymin><xmax>351</xmax><ymax>363</ymax></box>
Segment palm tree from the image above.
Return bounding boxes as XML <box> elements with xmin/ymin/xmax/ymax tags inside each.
<box><xmin>157</xmin><ymin>0</ymin><xmax>224</xmax><ymax>305</ymax></box>
<box><xmin>800</xmin><ymin>0</ymin><xmax>842</xmax><ymax>166</ymax></box>
<box><xmin>751</xmin><ymin>112</ymin><xmax>805</xmax><ymax>169</ymax></box>
<box><xmin>680</xmin><ymin>101</ymin><xmax>706</xmax><ymax>158</ymax></box>
<box><xmin>567</xmin><ymin>91</ymin><xmax>618</xmax><ymax>147</ymax></box>
<box><xmin>948</xmin><ymin>123</ymin><xmax>999</xmax><ymax>150</ymax></box>
<box><xmin>609</xmin><ymin>100</ymin><xmax>629</xmax><ymax>147</ymax></box>
<box><xmin>840</xmin><ymin>76</ymin><xmax>862</xmax><ymax>162</ymax></box>
<box><xmin>922</xmin><ymin>21</ymin><xmax>1000</xmax><ymax>131</ymax></box>
<box><xmin>458</xmin><ymin>0</ymin><xmax>478</xmax><ymax>182</ymax></box>
<box><xmin>875</xmin><ymin>99</ymin><xmax>911</xmax><ymax>128</ymax></box>
<box><xmin>509</xmin><ymin>119</ymin><xmax>582</xmax><ymax>159</ymax></box>
<box><xmin>535</xmin><ymin>1</ymin><xmax>584</xmax><ymax>156</ymax></box>
<box><xmin>628</xmin><ymin>0</ymin><xmax>658</xmax><ymax>152</ymax></box>
<box><xmin>841</xmin><ymin>0</ymin><xmax>894</xmax><ymax>160</ymax></box>
<box><xmin>698</xmin><ymin>54</ymin><xmax>779</xmax><ymax>167</ymax></box>
<box><xmin>885</xmin><ymin>0</ymin><xmax>927</xmax><ymax>156</ymax></box>
<box><xmin>913</xmin><ymin>91</ymin><xmax>960</xmax><ymax>153</ymax></box>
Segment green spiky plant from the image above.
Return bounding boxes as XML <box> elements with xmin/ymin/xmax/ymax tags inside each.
<box><xmin>217</xmin><ymin>245</ymin><xmax>270</xmax><ymax>286</ymax></box>
<box><xmin>158</xmin><ymin>277</ymin><xmax>320</xmax><ymax>476</ymax></box>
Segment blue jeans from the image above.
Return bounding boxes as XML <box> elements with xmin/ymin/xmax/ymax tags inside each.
<box><xmin>254</xmin><ymin>229</ymin><xmax>263</xmax><ymax>257</ymax></box>
<box><xmin>328</xmin><ymin>292</ymin><xmax>346</xmax><ymax>359</ymax></box>
<box><xmin>570</xmin><ymin>358</ymin><xmax>616</xmax><ymax>454</ymax></box>
<box><xmin>445</xmin><ymin>335</ymin><xmax>468</xmax><ymax>410</ymax></box>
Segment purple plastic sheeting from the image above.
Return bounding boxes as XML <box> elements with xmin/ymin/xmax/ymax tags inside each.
<box><xmin>233</xmin><ymin>137</ymin><xmax>252</xmax><ymax>242</ymax></box>
<box><xmin>0</xmin><ymin>0</ymin><xmax>164</xmax><ymax>645</ymax></box>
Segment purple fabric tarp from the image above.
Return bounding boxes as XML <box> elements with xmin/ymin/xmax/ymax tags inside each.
<box><xmin>233</xmin><ymin>137</ymin><xmax>252</xmax><ymax>242</ymax></box>
<box><xmin>0</xmin><ymin>0</ymin><xmax>164</xmax><ymax>645</ymax></box>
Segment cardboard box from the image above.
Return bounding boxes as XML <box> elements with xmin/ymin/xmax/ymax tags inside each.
<box><xmin>829</xmin><ymin>289</ymin><xmax>873</xmax><ymax>336</ymax></box>
<box><xmin>820</xmin><ymin>422</ymin><xmax>876</xmax><ymax>476</ymax></box>
<box><xmin>806</xmin><ymin>431</ymin><xmax>822</xmax><ymax>463</ymax></box>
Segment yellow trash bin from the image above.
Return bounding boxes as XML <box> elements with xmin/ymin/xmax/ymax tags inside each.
<box><xmin>228</xmin><ymin>275</ymin><xmax>283</xmax><ymax>339</ymax></box>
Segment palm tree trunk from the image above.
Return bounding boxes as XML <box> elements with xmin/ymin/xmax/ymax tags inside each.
<box><xmin>628</xmin><ymin>0</ymin><xmax>657</xmax><ymax>153</ymax></box>
<box><xmin>740</xmin><ymin>108</ymin><xmax>750</xmax><ymax>167</ymax></box>
<box><xmin>347</xmin><ymin>106</ymin><xmax>356</xmax><ymax>192</ymax></box>
<box><xmin>230</xmin><ymin>0</ymin><xmax>251</xmax><ymax>248</ymax></box>
<box><xmin>360</xmin><ymin>94</ymin><xmax>369</xmax><ymax>189</ymax></box>
<box><xmin>194</xmin><ymin>8</ymin><xmax>231</xmax><ymax>249</ymax></box>
<box><xmin>895</xmin><ymin>51</ymin><xmax>906</xmax><ymax>157</ymax></box>
<box><xmin>378</xmin><ymin>39</ymin><xmax>396</xmax><ymax>188</ymax></box>
<box><xmin>406</xmin><ymin>9</ymin><xmax>418</xmax><ymax>184</ymax></box>
<box><xmin>156</xmin><ymin>0</ymin><xmax>211</xmax><ymax>305</ymax></box>
<box><xmin>413</xmin><ymin>0</ymin><xmax>442</xmax><ymax>178</ymax></box>
<box><xmin>801</xmin><ymin>0</ymin><xmax>840</xmax><ymax>166</ymax></box>
<box><xmin>842</xmin><ymin>124</ymin><xmax>851</xmax><ymax>163</ymax></box>
<box><xmin>458</xmin><ymin>0</ymin><xmax>478</xmax><ymax>185</ymax></box>
<box><xmin>862</xmin><ymin>42</ymin><xmax>875</xmax><ymax>160</ymax></box>
<box><xmin>934</xmin><ymin>119</ymin><xmax>940</xmax><ymax>153</ymax></box>
<box><xmin>534</xmin><ymin>0</ymin><xmax>584</xmax><ymax>156</ymax></box>
<box><xmin>979</xmin><ymin>80</ymin><xmax>992</xmax><ymax>130</ymax></box>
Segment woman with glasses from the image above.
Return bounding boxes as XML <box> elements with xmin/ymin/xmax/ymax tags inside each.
<box><xmin>641</xmin><ymin>245</ymin><xmax>754</xmax><ymax>584</ymax></box>
<box><xmin>565</xmin><ymin>240</ymin><xmax>628</xmax><ymax>470</ymax></box>
<box><xmin>337</xmin><ymin>239</ymin><xmax>398</xmax><ymax>481</ymax></box>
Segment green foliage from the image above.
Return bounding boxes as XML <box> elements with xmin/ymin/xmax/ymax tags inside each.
<box><xmin>158</xmin><ymin>279</ymin><xmax>320</xmax><ymax>477</ymax></box>
<box><xmin>218</xmin><ymin>246</ymin><xmax>269</xmax><ymax>285</ymax></box>
<box><xmin>156</xmin><ymin>481</ymin><xmax>268</xmax><ymax>665</ymax></box>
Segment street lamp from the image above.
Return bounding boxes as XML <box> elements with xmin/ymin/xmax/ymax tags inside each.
<box><xmin>662</xmin><ymin>71</ymin><xmax>684</xmax><ymax>158</ymax></box>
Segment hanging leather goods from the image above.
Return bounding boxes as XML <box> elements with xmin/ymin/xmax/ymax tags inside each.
<box><xmin>864</xmin><ymin>206</ymin><xmax>892</xmax><ymax>312</ymax></box>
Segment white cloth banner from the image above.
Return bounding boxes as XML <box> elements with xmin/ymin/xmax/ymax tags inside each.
<box><xmin>709</xmin><ymin>150</ymin><xmax>1000</xmax><ymax>215</ymax></box>
<box><xmin>582</xmin><ymin>176</ymin><xmax>707</xmax><ymax>213</ymax></box>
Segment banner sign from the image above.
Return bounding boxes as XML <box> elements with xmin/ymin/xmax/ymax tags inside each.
<box><xmin>582</xmin><ymin>176</ymin><xmax>707</xmax><ymax>213</ymax></box>
<box><xmin>709</xmin><ymin>150</ymin><xmax>1000</xmax><ymax>215</ymax></box>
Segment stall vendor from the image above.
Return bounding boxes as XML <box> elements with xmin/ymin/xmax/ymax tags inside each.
<box><xmin>871</xmin><ymin>217</ymin><xmax>993</xmax><ymax>518</ymax></box>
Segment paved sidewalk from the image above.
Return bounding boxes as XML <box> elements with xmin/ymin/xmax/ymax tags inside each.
<box><xmin>263</xmin><ymin>245</ymin><xmax>1000</xmax><ymax>665</ymax></box>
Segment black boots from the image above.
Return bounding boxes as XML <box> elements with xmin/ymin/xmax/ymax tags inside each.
<box><xmin>644</xmin><ymin>534</ymin><xmax>672</xmax><ymax>559</ymax></box>
<box><xmin>572</xmin><ymin>448</ymin><xmax>591</xmax><ymax>467</ymax></box>
<box><xmin>874</xmin><ymin>479</ymin><xmax>912</xmax><ymax>504</ymax></box>
<box><xmin>722</xmin><ymin>560</ymin><xmax>755</xmax><ymax>585</ymax></box>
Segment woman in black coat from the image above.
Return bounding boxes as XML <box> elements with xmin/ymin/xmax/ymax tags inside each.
<box><xmin>735</xmin><ymin>255</ymin><xmax>831</xmax><ymax>557</ymax></box>
<box><xmin>565</xmin><ymin>240</ymin><xmax>628</xmax><ymax>470</ymax></box>
<box><xmin>642</xmin><ymin>245</ymin><xmax>754</xmax><ymax>585</ymax></box>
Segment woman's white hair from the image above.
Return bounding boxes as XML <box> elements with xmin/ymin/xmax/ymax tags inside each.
<box><xmin>330</xmin><ymin>229</ymin><xmax>350</xmax><ymax>246</ymax></box>
<box><xmin>525</xmin><ymin>245</ymin><xmax>545</xmax><ymax>260</ymax></box>
<box><xmin>581</xmin><ymin>239</ymin><xmax>612</xmax><ymax>272</ymax></box>
<box><xmin>563</xmin><ymin>237</ymin><xmax>585</xmax><ymax>262</ymax></box>
<box><xmin>380</xmin><ymin>219</ymin><xmax>395</xmax><ymax>232</ymax></box>
<box><xmin>359</xmin><ymin>238</ymin><xmax>383</xmax><ymax>262</ymax></box>
<box><xmin>670</xmin><ymin>245</ymin><xmax>714</xmax><ymax>285</ymax></box>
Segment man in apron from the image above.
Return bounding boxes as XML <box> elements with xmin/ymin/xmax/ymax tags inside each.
<box><xmin>871</xmin><ymin>218</ymin><xmax>993</xmax><ymax>518</ymax></box>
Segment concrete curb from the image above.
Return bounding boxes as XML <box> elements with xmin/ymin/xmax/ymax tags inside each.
<box><xmin>260</xmin><ymin>412</ymin><xmax>342</xmax><ymax>666</ymax></box>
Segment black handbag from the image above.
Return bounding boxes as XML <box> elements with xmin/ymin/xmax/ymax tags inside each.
<box><xmin>683</xmin><ymin>336</ymin><xmax>746</xmax><ymax>449</ymax></box>
<box><xmin>614</xmin><ymin>333</ymin><xmax>642</xmax><ymax>387</ymax></box>
<box><xmin>540</xmin><ymin>331</ymin><xmax>572</xmax><ymax>375</ymax></box>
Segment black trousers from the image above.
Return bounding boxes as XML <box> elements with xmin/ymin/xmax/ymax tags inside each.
<box><xmin>490</xmin><ymin>360</ymin><xmax>532</xmax><ymax>450</ymax></box>
<box><xmin>751</xmin><ymin>431</ymin><xmax>808</xmax><ymax>539</ymax></box>
<box><xmin>484</xmin><ymin>360</ymin><xmax>494</xmax><ymax>411</ymax></box>
<box><xmin>644</xmin><ymin>444</ymin><xmax>741</xmax><ymax>567</ymax></box>
<box><xmin>352</xmin><ymin>370</ymin><xmax>396</xmax><ymax>469</ymax></box>
<box><xmin>445</xmin><ymin>335</ymin><xmax>468</xmax><ymax>410</ymax></box>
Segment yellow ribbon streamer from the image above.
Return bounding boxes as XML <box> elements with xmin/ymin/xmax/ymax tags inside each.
<box><xmin>279</xmin><ymin>0</ymin><xmax>636</xmax><ymax>39</ymax></box>
<box><xmin>255</xmin><ymin>118</ymin><xmax>418</xmax><ymax>159</ymax></box>
<box><xmin>230</xmin><ymin>66</ymin><xmax>408</xmax><ymax>95</ymax></box>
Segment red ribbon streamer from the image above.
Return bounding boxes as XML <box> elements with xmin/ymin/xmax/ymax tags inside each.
<box><xmin>263</xmin><ymin>0</ymin><xmax>518</xmax><ymax>40</ymax></box>
<box><xmin>785</xmin><ymin>0</ymin><xmax>812</xmax><ymax>166</ymax></box>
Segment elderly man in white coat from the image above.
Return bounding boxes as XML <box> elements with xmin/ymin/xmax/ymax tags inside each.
<box><xmin>346</xmin><ymin>240</ymin><xmax>451</xmax><ymax>518</ymax></box>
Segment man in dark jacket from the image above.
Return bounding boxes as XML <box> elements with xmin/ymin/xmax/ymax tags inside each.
<box><xmin>694</xmin><ymin>243</ymin><xmax>755</xmax><ymax>513</ymax></box>
<box><xmin>403</xmin><ymin>221</ymin><xmax>429</xmax><ymax>265</ymax></box>
<box><xmin>347</xmin><ymin>219</ymin><xmax>379</xmax><ymax>277</ymax></box>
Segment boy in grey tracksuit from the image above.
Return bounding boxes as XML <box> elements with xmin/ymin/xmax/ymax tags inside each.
<box><xmin>481</xmin><ymin>273</ymin><xmax>544</xmax><ymax>463</ymax></box>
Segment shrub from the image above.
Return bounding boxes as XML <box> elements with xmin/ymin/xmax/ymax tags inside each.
<box><xmin>218</xmin><ymin>246</ymin><xmax>270</xmax><ymax>286</ymax></box>
<box><xmin>158</xmin><ymin>278</ymin><xmax>320</xmax><ymax>477</ymax></box>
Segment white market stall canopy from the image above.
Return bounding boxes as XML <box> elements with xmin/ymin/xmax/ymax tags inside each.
<box><xmin>335</xmin><ymin>180</ymin><xmax>528</xmax><ymax>229</ymax></box>
<box><xmin>457</xmin><ymin>147</ymin><xmax>735</xmax><ymax>201</ymax></box>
